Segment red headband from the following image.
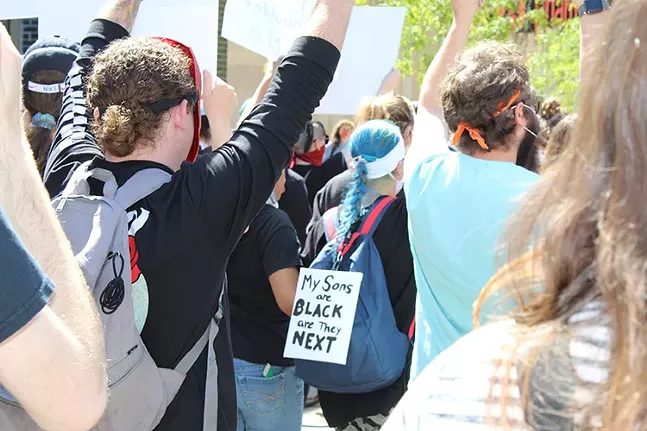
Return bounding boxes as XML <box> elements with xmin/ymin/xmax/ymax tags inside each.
<box><xmin>452</xmin><ymin>89</ymin><xmax>521</xmax><ymax>150</ymax></box>
<box><xmin>154</xmin><ymin>37</ymin><xmax>203</xmax><ymax>163</ymax></box>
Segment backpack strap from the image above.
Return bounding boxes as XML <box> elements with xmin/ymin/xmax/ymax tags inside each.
<box><xmin>408</xmin><ymin>316</ymin><xmax>415</xmax><ymax>340</ymax></box>
<box><xmin>322</xmin><ymin>206</ymin><xmax>340</xmax><ymax>242</ymax></box>
<box><xmin>339</xmin><ymin>196</ymin><xmax>396</xmax><ymax>257</ymax></box>
<box><xmin>114</xmin><ymin>168</ymin><xmax>172</xmax><ymax>209</ymax></box>
<box><xmin>57</xmin><ymin>161</ymin><xmax>172</xmax><ymax>209</ymax></box>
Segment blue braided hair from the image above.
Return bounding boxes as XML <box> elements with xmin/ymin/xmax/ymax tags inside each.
<box><xmin>330</xmin><ymin>120</ymin><xmax>403</xmax><ymax>263</ymax></box>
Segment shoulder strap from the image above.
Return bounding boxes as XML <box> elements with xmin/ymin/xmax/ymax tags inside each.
<box><xmin>58</xmin><ymin>161</ymin><xmax>171</xmax><ymax>209</ymax></box>
<box><xmin>322</xmin><ymin>206</ymin><xmax>339</xmax><ymax>242</ymax></box>
<box><xmin>338</xmin><ymin>195</ymin><xmax>396</xmax><ymax>257</ymax></box>
<box><xmin>358</xmin><ymin>196</ymin><xmax>396</xmax><ymax>237</ymax></box>
<box><xmin>408</xmin><ymin>316</ymin><xmax>415</xmax><ymax>340</ymax></box>
<box><xmin>114</xmin><ymin>168</ymin><xmax>172</xmax><ymax>209</ymax></box>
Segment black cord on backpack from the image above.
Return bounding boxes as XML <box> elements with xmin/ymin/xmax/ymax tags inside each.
<box><xmin>100</xmin><ymin>252</ymin><xmax>126</xmax><ymax>315</ymax></box>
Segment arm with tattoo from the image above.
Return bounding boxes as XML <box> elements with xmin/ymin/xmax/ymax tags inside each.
<box><xmin>97</xmin><ymin>0</ymin><xmax>143</xmax><ymax>33</ymax></box>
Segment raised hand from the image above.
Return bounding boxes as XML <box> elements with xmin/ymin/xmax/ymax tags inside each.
<box><xmin>202</xmin><ymin>70</ymin><xmax>238</xmax><ymax>149</ymax></box>
<box><xmin>451</xmin><ymin>0</ymin><xmax>482</xmax><ymax>26</ymax></box>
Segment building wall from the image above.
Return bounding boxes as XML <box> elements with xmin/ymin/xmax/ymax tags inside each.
<box><xmin>2</xmin><ymin>18</ymin><xmax>39</xmax><ymax>54</ymax></box>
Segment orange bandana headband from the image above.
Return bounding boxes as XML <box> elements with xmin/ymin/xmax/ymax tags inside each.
<box><xmin>452</xmin><ymin>89</ymin><xmax>521</xmax><ymax>150</ymax></box>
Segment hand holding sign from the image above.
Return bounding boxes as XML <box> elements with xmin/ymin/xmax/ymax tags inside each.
<box><xmin>284</xmin><ymin>268</ymin><xmax>362</xmax><ymax>365</ymax></box>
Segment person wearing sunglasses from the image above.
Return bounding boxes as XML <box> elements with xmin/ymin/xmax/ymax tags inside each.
<box><xmin>40</xmin><ymin>0</ymin><xmax>354</xmax><ymax>430</ymax></box>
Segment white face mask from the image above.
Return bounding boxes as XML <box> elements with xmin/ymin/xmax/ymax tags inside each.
<box><xmin>389</xmin><ymin>173</ymin><xmax>404</xmax><ymax>195</ymax></box>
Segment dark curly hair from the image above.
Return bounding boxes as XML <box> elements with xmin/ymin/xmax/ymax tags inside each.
<box><xmin>442</xmin><ymin>42</ymin><xmax>537</xmax><ymax>154</ymax></box>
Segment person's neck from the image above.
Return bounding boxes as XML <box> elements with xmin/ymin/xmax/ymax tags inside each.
<box><xmin>105</xmin><ymin>139</ymin><xmax>182</xmax><ymax>172</ymax></box>
<box><xmin>361</xmin><ymin>180</ymin><xmax>394</xmax><ymax>207</ymax></box>
<box><xmin>469</xmin><ymin>146</ymin><xmax>518</xmax><ymax>163</ymax></box>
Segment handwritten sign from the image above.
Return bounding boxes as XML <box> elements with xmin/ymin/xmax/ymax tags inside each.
<box><xmin>2</xmin><ymin>0</ymin><xmax>220</xmax><ymax>72</ymax></box>
<box><xmin>284</xmin><ymin>268</ymin><xmax>362</xmax><ymax>365</ymax></box>
<box><xmin>222</xmin><ymin>0</ymin><xmax>316</xmax><ymax>61</ymax></box>
<box><xmin>222</xmin><ymin>4</ymin><xmax>405</xmax><ymax>115</ymax></box>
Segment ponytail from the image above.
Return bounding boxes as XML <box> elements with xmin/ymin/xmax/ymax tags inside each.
<box><xmin>330</xmin><ymin>158</ymin><xmax>370</xmax><ymax>264</ymax></box>
<box><xmin>25</xmin><ymin>116</ymin><xmax>56</xmax><ymax>175</ymax></box>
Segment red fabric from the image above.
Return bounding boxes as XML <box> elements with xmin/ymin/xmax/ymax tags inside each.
<box><xmin>338</xmin><ymin>196</ymin><xmax>396</xmax><ymax>256</ymax></box>
<box><xmin>408</xmin><ymin>316</ymin><xmax>415</xmax><ymax>340</ymax></box>
<box><xmin>290</xmin><ymin>145</ymin><xmax>326</xmax><ymax>168</ymax></box>
<box><xmin>155</xmin><ymin>37</ymin><xmax>202</xmax><ymax>163</ymax></box>
<box><xmin>128</xmin><ymin>235</ymin><xmax>142</xmax><ymax>283</ymax></box>
<box><xmin>452</xmin><ymin>89</ymin><xmax>522</xmax><ymax>151</ymax></box>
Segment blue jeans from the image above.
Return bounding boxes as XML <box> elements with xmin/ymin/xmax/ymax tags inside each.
<box><xmin>234</xmin><ymin>358</ymin><xmax>304</xmax><ymax>431</ymax></box>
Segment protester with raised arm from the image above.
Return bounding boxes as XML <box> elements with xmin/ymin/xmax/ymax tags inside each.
<box><xmin>402</xmin><ymin>0</ymin><xmax>542</xmax><ymax>380</ymax></box>
<box><xmin>0</xmin><ymin>24</ymin><xmax>107</xmax><ymax>431</ymax></box>
<box><xmin>41</xmin><ymin>0</ymin><xmax>354</xmax><ymax>429</ymax></box>
<box><xmin>384</xmin><ymin>0</ymin><xmax>613</xmax><ymax>426</ymax></box>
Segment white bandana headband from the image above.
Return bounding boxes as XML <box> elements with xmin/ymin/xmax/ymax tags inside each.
<box><xmin>28</xmin><ymin>81</ymin><xmax>65</xmax><ymax>94</ymax></box>
<box><xmin>361</xmin><ymin>139</ymin><xmax>406</xmax><ymax>179</ymax></box>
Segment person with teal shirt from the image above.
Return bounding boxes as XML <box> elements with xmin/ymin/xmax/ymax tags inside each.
<box><xmin>403</xmin><ymin>0</ymin><xmax>541</xmax><ymax>380</ymax></box>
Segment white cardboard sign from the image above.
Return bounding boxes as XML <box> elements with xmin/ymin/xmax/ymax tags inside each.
<box><xmin>221</xmin><ymin>0</ymin><xmax>316</xmax><ymax>61</ymax></box>
<box><xmin>317</xmin><ymin>7</ymin><xmax>406</xmax><ymax>115</ymax></box>
<box><xmin>222</xmin><ymin>4</ymin><xmax>406</xmax><ymax>115</ymax></box>
<box><xmin>1</xmin><ymin>0</ymin><xmax>219</xmax><ymax>72</ymax></box>
<box><xmin>284</xmin><ymin>268</ymin><xmax>362</xmax><ymax>365</ymax></box>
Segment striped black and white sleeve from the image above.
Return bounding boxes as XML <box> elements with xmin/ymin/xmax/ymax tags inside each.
<box><xmin>43</xmin><ymin>19</ymin><xmax>129</xmax><ymax>197</ymax></box>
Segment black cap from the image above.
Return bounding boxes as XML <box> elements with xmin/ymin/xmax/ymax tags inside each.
<box><xmin>22</xmin><ymin>36</ymin><xmax>80</xmax><ymax>95</ymax></box>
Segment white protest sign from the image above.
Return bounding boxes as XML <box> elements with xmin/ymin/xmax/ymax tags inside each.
<box><xmin>316</xmin><ymin>7</ymin><xmax>406</xmax><ymax>115</ymax></box>
<box><xmin>284</xmin><ymin>268</ymin><xmax>362</xmax><ymax>365</ymax></box>
<box><xmin>222</xmin><ymin>4</ymin><xmax>406</xmax><ymax>115</ymax></box>
<box><xmin>222</xmin><ymin>0</ymin><xmax>316</xmax><ymax>61</ymax></box>
<box><xmin>2</xmin><ymin>0</ymin><xmax>219</xmax><ymax>72</ymax></box>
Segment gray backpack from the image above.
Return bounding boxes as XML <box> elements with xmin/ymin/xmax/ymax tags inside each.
<box><xmin>0</xmin><ymin>161</ymin><xmax>221</xmax><ymax>430</ymax></box>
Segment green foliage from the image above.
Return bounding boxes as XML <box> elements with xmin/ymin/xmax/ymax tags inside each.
<box><xmin>357</xmin><ymin>0</ymin><xmax>580</xmax><ymax>110</ymax></box>
<box><xmin>528</xmin><ymin>18</ymin><xmax>580</xmax><ymax>110</ymax></box>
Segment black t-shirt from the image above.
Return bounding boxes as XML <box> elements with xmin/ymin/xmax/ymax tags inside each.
<box><xmin>279</xmin><ymin>168</ymin><xmax>311</xmax><ymax>246</ymax></box>
<box><xmin>42</xmin><ymin>19</ymin><xmax>340</xmax><ymax>431</ymax></box>
<box><xmin>0</xmin><ymin>205</ymin><xmax>53</xmax><ymax>344</ymax></box>
<box><xmin>292</xmin><ymin>152</ymin><xmax>346</xmax><ymax>207</ymax></box>
<box><xmin>301</xmin><ymin>195</ymin><xmax>417</xmax><ymax>427</ymax></box>
<box><xmin>228</xmin><ymin>205</ymin><xmax>301</xmax><ymax>367</ymax></box>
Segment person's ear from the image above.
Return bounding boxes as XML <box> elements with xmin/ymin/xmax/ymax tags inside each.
<box><xmin>93</xmin><ymin>107</ymin><xmax>101</xmax><ymax>123</ymax></box>
<box><xmin>171</xmin><ymin>100</ymin><xmax>191</xmax><ymax>131</ymax></box>
<box><xmin>403</xmin><ymin>124</ymin><xmax>414</xmax><ymax>148</ymax></box>
<box><xmin>514</xmin><ymin>103</ymin><xmax>529</xmax><ymax>128</ymax></box>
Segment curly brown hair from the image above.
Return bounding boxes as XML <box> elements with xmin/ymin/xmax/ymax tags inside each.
<box><xmin>22</xmin><ymin>69</ymin><xmax>66</xmax><ymax>175</ymax></box>
<box><xmin>442</xmin><ymin>42</ymin><xmax>537</xmax><ymax>154</ymax></box>
<box><xmin>87</xmin><ymin>37</ymin><xmax>196</xmax><ymax>157</ymax></box>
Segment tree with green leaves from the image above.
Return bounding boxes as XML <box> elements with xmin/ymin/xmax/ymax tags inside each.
<box><xmin>357</xmin><ymin>0</ymin><xmax>580</xmax><ymax>110</ymax></box>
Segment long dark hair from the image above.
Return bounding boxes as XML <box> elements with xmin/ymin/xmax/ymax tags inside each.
<box><xmin>22</xmin><ymin>70</ymin><xmax>66</xmax><ymax>175</ymax></box>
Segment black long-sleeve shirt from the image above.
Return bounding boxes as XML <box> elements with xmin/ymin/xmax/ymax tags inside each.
<box><xmin>43</xmin><ymin>19</ymin><xmax>340</xmax><ymax>431</ymax></box>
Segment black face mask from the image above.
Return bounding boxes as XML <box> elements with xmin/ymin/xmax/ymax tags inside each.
<box><xmin>516</xmin><ymin>104</ymin><xmax>543</xmax><ymax>173</ymax></box>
